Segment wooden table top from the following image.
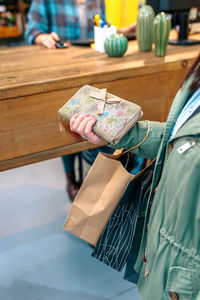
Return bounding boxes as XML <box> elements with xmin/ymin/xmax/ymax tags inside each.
<box><xmin>1</xmin><ymin>31</ymin><xmax>200</xmax><ymax>101</ymax></box>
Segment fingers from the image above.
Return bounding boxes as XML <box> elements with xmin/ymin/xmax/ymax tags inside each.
<box><xmin>50</xmin><ymin>32</ymin><xmax>60</xmax><ymax>41</ymax></box>
<box><xmin>129</xmin><ymin>23</ymin><xmax>136</xmax><ymax>32</ymax></box>
<box><xmin>70</xmin><ymin>113</ymin><xmax>91</xmax><ymax>132</ymax></box>
<box><xmin>117</xmin><ymin>27</ymin><xmax>128</xmax><ymax>34</ymax></box>
<box><xmin>35</xmin><ymin>33</ymin><xmax>56</xmax><ymax>49</ymax></box>
<box><xmin>85</xmin><ymin>119</ymin><xmax>105</xmax><ymax>144</ymax></box>
<box><xmin>70</xmin><ymin>113</ymin><xmax>104</xmax><ymax>144</ymax></box>
<box><xmin>43</xmin><ymin>35</ymin><xmax>56</xmax><ymax>49</ymax></box>
<box><xmin>73</xmin><ymin>114</ymin><xmax>95</xmax><ymax>137</ymax></box>
<box><xmin>78</xmin><ymin>116</ymin><xmax>95</xmax><ymax>138</ymax></box>
<box><xmin>70</xmin><ymin>113</ymin><xmax>79</xmax><ymax>128</ymax></box>
<box><xmin>72</xmin><ymin>115</ymin><xmax>94</xmax><ymax>137</ymax></box>
<box><xmin>118</xmin><ymin>23</ymin><xmax>136</xmax><ymax>34</ymax></box>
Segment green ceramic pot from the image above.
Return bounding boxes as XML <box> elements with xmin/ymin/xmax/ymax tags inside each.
<box><xmin>136</xmin><ymin>5</ymin><xmax>155</xmax><ymax>52</ymax></box>
<box><xmin>153</xmin><ymin>12</ymin><xmax>171</xmax><ymax>57</ymax></box>
<box><xmin>104</xmin><ymin>34</ymin><xmax>128</xmax><ymax>57</ymax></box>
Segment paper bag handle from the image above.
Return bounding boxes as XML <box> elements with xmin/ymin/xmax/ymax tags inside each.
<box><xmin>115</xmin><ymin>120</ymin><xmax>150</xmax><ymax>157</ymax></box>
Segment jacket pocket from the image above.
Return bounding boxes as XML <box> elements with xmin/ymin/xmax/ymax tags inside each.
<box><xmin>166</xmin><ymin>266</ymin><xmax>197</xmax><ymax>300</ymax></box>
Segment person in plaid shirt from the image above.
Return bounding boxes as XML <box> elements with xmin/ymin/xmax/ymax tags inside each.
<box><xmin>24</xmin><ymin>0</ymin><xmax>106</xmax><ymax>201</ymax></box>
<box><xmin>25</xmin><ymin>0</ymin><xmax>105</xmax><ymax>48</ymax></box>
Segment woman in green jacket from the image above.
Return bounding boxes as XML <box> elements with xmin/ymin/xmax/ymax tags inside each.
<box><xmin>70</xmin><ymin>55</ymin><xmax>200</xmax><ymax>300</ymax></box>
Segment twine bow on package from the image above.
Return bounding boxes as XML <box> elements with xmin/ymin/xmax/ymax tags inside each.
<box><xmin>58</xmin><ymin>85</ymin><xmax>143</xmax><ymax>144</ymax></box>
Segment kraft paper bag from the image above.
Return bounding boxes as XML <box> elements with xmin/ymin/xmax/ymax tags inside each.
<box><xmin>63</xmin><ymin>151</ymin><xmax>134</xmax><ymax>246</ymax></box>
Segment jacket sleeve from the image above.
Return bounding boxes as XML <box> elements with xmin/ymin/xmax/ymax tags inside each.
<box><xmin>111</xmin><ymin>120</ymin><xmax>165</xmax><ymax>160</ymax></box>
<box><xmin>24</xmin><ymin>0</ymin><xmax>49</xmax><ymax>44</ymax></box>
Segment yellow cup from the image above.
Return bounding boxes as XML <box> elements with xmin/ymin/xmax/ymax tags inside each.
<box><xmin>105</xmin><ymin>0</ymin><xmax>139</xmax><ymax>28</ymax></box>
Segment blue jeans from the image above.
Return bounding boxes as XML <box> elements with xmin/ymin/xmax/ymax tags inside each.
<box><xmin>61</xmin><ymin>153</ymin><xmax>83</xmax><ymax>174</ymax></box>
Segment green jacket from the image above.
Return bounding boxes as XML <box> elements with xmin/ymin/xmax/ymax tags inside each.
<box><xmin>114</xmin><ymin>76</ymin><xmax>200</xmax><ymax>299</ymax></box>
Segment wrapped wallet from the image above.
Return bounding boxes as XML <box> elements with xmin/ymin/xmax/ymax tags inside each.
<box><xmin>58</xmin><ymin>85</ymin><xmax>143</xmax><ymax>144</ymax></box>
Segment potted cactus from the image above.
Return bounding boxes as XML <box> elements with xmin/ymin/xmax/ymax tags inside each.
<box><xmin>153</xmin><ymin>12</ymin><xmax>171</xmax><ymax>56</ymax></box>
<box><xmin>104</xmin><ymin>34</ymin><xmax>128</xmax><ymax>57</ymax></box>
<box><xmin>136</xmin><ymin>5</ymin><xmax>155</xmax><ymax>52</ymax></box>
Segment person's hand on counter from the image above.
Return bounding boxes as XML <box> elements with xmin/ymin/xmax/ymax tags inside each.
<box><xmin>117</xmin><ymin>23</ymin><xmax>136</xmax><ymax>35</ymax></box>
<box><xmin>35</xmin><ymin>32</ymin><xmax>60</xmax><ymax>49</ymax></box>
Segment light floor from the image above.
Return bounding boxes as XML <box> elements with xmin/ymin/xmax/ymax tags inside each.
<box><xmin>0</xmin><ymin>157</ymin><xmax>141</xmax><ymax>300</ymax></box>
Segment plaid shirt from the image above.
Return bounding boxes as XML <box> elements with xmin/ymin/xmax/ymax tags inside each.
<box><xmin>25</xmin><ymin>0</ymin><xmax>105</xmax><ymax>44</ymax></box>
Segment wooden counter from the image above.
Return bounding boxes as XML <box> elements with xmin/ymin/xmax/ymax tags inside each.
<box><xmin>0</xmin><ymin>33</ymin><xmax>199</xmax><ymax>171</ymax></box>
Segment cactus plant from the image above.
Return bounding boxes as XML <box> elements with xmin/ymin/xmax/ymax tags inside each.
<box><xmin>153</xmin><ymin>12</ymin><xmax>171</xmax><ymax>57</ymax></box>
<box><xmin>104</xmin><ymin>34</ymin><xmax>128</xmax><ymax>57</ymax></box>
<box><xmin>136</xmin><ymin>5</ymin><xmax>155</xmax><ymax>52</ymax></box>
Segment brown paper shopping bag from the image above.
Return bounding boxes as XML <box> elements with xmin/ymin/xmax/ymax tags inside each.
<box><xmin>63</xmin><ymin>151</ymin><xmax>134</xmax><ymax>246</ymax></box>
<box><xmin>64</xmin><ymin>121</ymin><xmax>150</xmax><ymax>246</ymax></box>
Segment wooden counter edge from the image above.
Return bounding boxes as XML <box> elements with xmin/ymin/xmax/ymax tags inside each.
<box><xmin>0</xmin><ymin>141</ymin><xmax>107</xmax><ymax>172</ymax></box>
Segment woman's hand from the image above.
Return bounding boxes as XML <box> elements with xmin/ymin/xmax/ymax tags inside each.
<box><xmin>35</xmin><ymin>32</ymin><xmax>60</xmax><ymax>49</ymax></box>
<box><xmin>118</xmin><ymin>23</ymin><xmax>136</xmax><ymax>35</ymax></box>
<box><xmin>70</xmin><ymin>113</ymin><xmax>105</xmax><ymax>144</ymax></box>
